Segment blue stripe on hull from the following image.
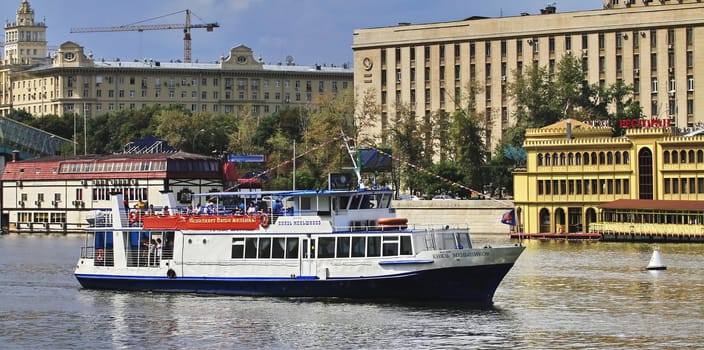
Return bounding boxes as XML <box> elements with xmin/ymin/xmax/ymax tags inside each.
<box><xmin>75</xmin><ymin>264</ymin><xmax>516</xmax><ymax>303</ymax></box>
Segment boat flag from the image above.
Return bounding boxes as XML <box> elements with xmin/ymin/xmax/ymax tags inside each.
<box><xmin>501</xmin><ymin>209</ymin><xmax>516</xmax><ymax>226</ymax></box>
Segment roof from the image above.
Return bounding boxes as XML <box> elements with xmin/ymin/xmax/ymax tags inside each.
<box><xmin>25</xmin><ymin>60</ymin><xmax>353</xmax><ymax>74</ymax></box>
<box><xmin>1</xmin><ymin>151</ymin><xmax>220</xmax><ymax>181</ymax></box>
<box><xmin>599</xmin><ymin>199</ymin><xmax>704</xmax><ymax>211</ymax></box>
<box><xmin>542</xmin><ymin>119</ymin><xmax>597</xmax><ymax>130</ymax></box>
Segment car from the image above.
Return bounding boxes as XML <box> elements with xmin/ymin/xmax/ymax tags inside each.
<box><xmin>432</xmin><ymin>194</ymin><xmax>454</xmax><ymax>200</ymax></box>
<box><xmin>398</xmin><ymin>194</ymin><xmax>422</xmax><ymax>200</ymax></box>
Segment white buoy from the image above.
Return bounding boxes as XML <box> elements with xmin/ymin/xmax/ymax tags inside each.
<box><xmin>646</xmin><ymin>246</ymin><xmax>667</xmax><ymax>270</ymax></box>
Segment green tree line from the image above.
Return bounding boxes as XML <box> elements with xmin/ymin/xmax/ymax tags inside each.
<box><xmin>7</xmin><ymin>55</ymin><xmax>641</xmax><ymax>195</ymax></box>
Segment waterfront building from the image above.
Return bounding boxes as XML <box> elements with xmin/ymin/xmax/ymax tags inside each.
<box><xmin>512</xmin><ymin>119</ymin><xmax>704</xmax><ymax>236</ymax></box>
<box><xmin>0</xmin><ymin>151</ymin><xmax>226</xmax><ymax>233</ymax></box>
<box><xmin>352</xmin><ymin>0</ymin><xmax>703</xmax><ymax>153</ymax></box>
<box><xmin>0</xmin><ymin>1</ymin><xmax>353</xmax><ymax>119</ymax></box>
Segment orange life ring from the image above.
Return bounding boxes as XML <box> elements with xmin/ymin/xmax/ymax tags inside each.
<box><xmin>260</xmin><ymin>214</ymin><xmax>270</xmax><ymax>228</ymax></box>
<box><xmin>377</xmin><ymin>217</ymin><xmax>408</xmax><ymax>229</ymax></box>
<box><xmin>96</xmin><ymin>248</ymin><xmax>104</xmax><ymax>262</ymax></box>
<box><xmin>129</xmin><ymin>210</ymin><xmax>139</xmax><ymax>223</ymax></box>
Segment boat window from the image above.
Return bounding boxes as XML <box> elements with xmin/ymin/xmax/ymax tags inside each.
<box><xmin>272</xmin><ymin>237</ymin><xmax>286</xmax><ymax>258</ymax></box>
<box><xmin>382</xmin><ymin>236</ymin><xmax>399</xmax><ymax>256</ymax></box>
<box><xmin>163</xmin><ymin>231</ymin><xmax>175</xmax><ymax>259</ymax></box>
<box><xmin>400</xmin><ymin>235</ymin><xmax>413</xmax><ymax>255</ymax></box>
<box><xmin>300</xmin><ymin>197</ymin><xmax>312</xmax><ymax>211</ymax></box>
<box><xmin>360</xmin><ymin>195</ymin><xmax>373</xmax><ymax>209</ymax></box>
<box><xmin>258</xmin><ymin>238</ymin><xmax>271</xmax><ymax>259</ymax></box>
<box><xmin>302</xmin><ymin>239</ymin><xmax>315</xmax><ymax>259</ymax></box>
<box><xmin>367</xmin><ymin>236</ymin><xmax>381</xmax><ymax>257</ymax></box>
<box><xmin>349</xmin><ymin>195</ymin><xmax>361</xmax><ymax>210</ymax></box>
<box><xmin>231</xmin><ymin>237</ymin><xmax>245</xmax><ymax>258</ymax></box>
<box><xmin>455</xmin><ymin>232</ymin><xmax>471</xmax><ymax>249</ymax></box>
<box><xmin>244</xmin><ymin>238</ymin><xmax>257</xmax><ymax>258</ymax></box>
<box><xmin>336</xmin><ymin>236</ymin><xmax>351</xmax><ymax>258</ymax></box>
<box><xmin>286</xmin><ymin>238</ymin><xmax>299</xmax><ymax>259</ymax></box>
<box><xmin>377</xmin><ymin>193</ymin><xmax>392</xmax><ymax>208</ymax></box>
<box><xmin>351</xmin><ymin>237</ymin><xmax>366</xmax><ymax>257</ymax></box>
<box><xmin>318</xmin><ymin>237</ymin><xmax>335</xmax><ymax>258</ymax></box>
<box><xmin>338</xmin><ymin>196</ymin><xmax>350</xmax><ymax>210</ymax></box>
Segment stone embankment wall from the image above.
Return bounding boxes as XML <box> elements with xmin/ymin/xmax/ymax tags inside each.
<box><xmin>391</xmin><ymin>199</ymin><xmax>514</xmax><ymax>234</ymax></box>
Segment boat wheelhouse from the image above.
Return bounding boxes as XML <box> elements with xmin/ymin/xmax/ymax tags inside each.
<box><xmin>74</xmin><ymin>188</ymin><xmax>524</xmax><ymax>302</ymax></box>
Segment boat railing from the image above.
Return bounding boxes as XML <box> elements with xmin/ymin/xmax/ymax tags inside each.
<box><xmin>125</xmin><ymin>248</ymin><xmax>173</xmax><ymax>267</ymax></box>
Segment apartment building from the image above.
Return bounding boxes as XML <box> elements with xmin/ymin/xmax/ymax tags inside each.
<box><xmin>0</xmin><ymin>1</ymin><xmax>352</xmax><ymax>119</ymax></box>
<box><xmin>352</xmin><ymin>0</ymin><xmax>703</xmax><ymax>153</ymax></box>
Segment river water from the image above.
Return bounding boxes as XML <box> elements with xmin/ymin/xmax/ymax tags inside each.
<box><xmin>1</xmin><ymin>234</ymin><xmax>702</xmax><ymax>349</ymax></box>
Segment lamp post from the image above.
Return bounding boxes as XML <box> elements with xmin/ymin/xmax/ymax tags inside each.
<box><xmin>192</xmin><ymin>129</ymin><xmax>205</xmax><ymax>153</ymax></box>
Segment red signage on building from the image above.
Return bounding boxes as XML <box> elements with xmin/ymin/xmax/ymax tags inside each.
<box><xmin>619</xmin><ymin>119</ymin><xmax>671</xmax><ymax>129</ymax></box>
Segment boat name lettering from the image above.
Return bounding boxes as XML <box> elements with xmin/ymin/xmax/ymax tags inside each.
<box><xmin>452</xmin><ymin>251</ymin><xmax>489</xmax><ymax>258</ymax></box>
<box><xmin>278</xmin><ymin>219</ymin><xmax>322</xmax><ymax>226</ymax></box>
<box><xmin>433</xmin><ymin>251</ymin><xmax>490</xmax><ymax>259</ymax></box>
<box><xmin>188</xmin><ymin>217</ymin><xmax>257</xmax><ymax>224</ymax></box>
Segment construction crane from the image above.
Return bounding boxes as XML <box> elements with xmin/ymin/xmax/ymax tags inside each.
<box><xmin>70</xmin><ymin>9</ymin><xmax>218</xmax><ymax>63</ymax></box>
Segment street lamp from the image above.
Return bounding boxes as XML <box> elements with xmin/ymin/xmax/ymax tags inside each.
<box><xmin>192</xmin><ymin>129</ymin><xmax>205</xmax><ymax>153</ymax></box>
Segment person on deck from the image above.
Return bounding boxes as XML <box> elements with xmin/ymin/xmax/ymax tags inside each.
<box><xmin>246</xmin><ymin>202</ymin><xmax>257</xmax><ymax>215</ymax></box>
<box><xmin>272</xmin><ymin>199</ymin><xmax>283</xmax><ymax>215</ymax></box>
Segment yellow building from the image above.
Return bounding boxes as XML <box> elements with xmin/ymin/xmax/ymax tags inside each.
<box><xmin>513</xmin><ymin>119</ymin><xmax>704</xmax><ymax>237</ymax></box>
<box><xmin>0</xmin><ymin>1</ymin><xmax>352</xmax><ymax>119</ymax></box>
<box><xmin>352</xmin><ymin>0</ymin><xmax>703</xmax><ymax>153</ymax></box>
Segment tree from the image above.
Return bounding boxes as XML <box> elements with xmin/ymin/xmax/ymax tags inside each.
<box><xmin>448</xmin><ymin>81</ymin><xmax>487</xmax><ymax>190</ymax></box>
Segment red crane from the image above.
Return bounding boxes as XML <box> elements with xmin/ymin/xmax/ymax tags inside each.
<box><xmin>70</xmin><ymin>9</ymin><xmax>218</xmax><ymax>63</ymax></box>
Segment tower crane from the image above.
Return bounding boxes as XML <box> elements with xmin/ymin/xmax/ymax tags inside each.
<box><xmin>70</xmin><ymin>9</ymin><xmax>218</xmax><ymax>63</ymax></box>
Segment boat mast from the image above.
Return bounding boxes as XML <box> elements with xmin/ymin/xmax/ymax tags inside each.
<box><xmin>340</xmin><ymin>130</ymin><xmax>363</xmax><ymax>189</ymax></box>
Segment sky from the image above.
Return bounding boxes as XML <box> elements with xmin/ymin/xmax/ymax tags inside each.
<box><xmin>2</xmin><ymin>0</ymin><xmax>602</xmax><ymax>67</ymax></box>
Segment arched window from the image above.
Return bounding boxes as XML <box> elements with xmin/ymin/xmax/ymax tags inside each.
<box><xmin>599</xmin><ymin>152</ymin><xmax>606</xmax><ymax>165</ymax></box>
<box><xmin>623</xmin><ymin>151</ymin><xmax>630</xmax><ymax>164</ymax></box>
<box><xmin>698</xmin><ymin>150</ymin><xmax>704</xmax><ymax>163</ymax></box>
<box><xmin>552</xmin><ymin>153</ymin><xmax>559</xmax><ymax>166</ymax></box>
<box><xmin>680</xmin><ymin>150</ymin><xmax>687</xmax><ymax>163</ymax></box>
<box><xmin>671</xmin><ymin>150</ymin><xmax>678</xmax><ymax>163</ymax></box>
<box><xmin>615</xmin><ymin>151</ymin><xmax>621</xmax><ymax>164</ymax></box>
<box><xmin>663</xmin><ymin>151</ymin><xmax>670</xmax><ymax>164</ymax></box>
<box><xmin>639</xmin><ymin>148</ymin><xmax>653</xmax><ymax>200</ymax></box>
<box><xmin>560</xmin><ymin>153</ymin><xmax>566</xmax><ymax>165</ymax></box>
<box><xmin>537</xmin><ymin>154</ymin><xmax>543</xmax><ymax>166</ymax></box>
<box><xmin>591</xmin><ymin>152</ymin><xmax>598</xmax><ymax>165</ymax></box>
<box><xmin>584</xmin><ymin>152</ymin><xmax>590</xmax><ymax>165</ymax></box>
<box><xmin>575</xmin><ymin>153</ymin><xmax>582</xmax><ymax>165</ymax></box>
<box><xmin>568</xmin><ymin>153</ymin><xmax>574</xmax><ymax>165</ymax></box>
<box><xmin>689</xmin><ymin>150</ymin><xmax>695</xmax><ymax>163</ymax></box>
<box><xmin>539</xmin><ymin>208</ymin><xmax>551</xmax><ymax>233</ymax></box>
<box><xmin>607</xmin><ymin>152</ymin><xmax>613</xmax><ymax>165</ymax></box>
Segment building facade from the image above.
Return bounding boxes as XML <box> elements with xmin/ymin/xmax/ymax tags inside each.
<box><xmin>1</xmin><ymin>1</ymin><xmax>352</xmax><ymax>119</ymax></box>
<box><xmin>1</xmin><ymin>152</ymin><xmax>225</xmax><ymax>233</ymax></box>
<box><xmin>513</xmin><ymin>119</ymin><xmax>704</xmax><ymax>235</ymax></box>
<box><xmin>352</xmin><ymin>0</ymin><xmax>704</xmax><ymax>153</ymax></box>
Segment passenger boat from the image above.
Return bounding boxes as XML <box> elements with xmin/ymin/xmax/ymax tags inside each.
<box><xmin>74</xmin><ymin>136</ymin><xmax>524</xmax><ymax>302</ymax></box>
<box><xmin>74</xmin><ymin>186</ymin><xmax>524</xmax><ymax>302</ymax></box>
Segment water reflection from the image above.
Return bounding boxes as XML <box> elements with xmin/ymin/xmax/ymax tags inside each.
<box><xmin>1</xmin><ymin>234</ymin><xmax>704</xmax><ymax>349</ymax></box>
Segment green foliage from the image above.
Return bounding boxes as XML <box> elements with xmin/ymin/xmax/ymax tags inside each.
<box><xmin>406</xmin><ymin>161</ymin><xmax>467</xmax><ymax>198</ymax></box>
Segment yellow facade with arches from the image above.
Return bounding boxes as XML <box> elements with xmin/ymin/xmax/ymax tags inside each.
<box><xmin>513</xmin><ymin>119</ymin><xmax>704</xmax><ymax>234</ymax></box>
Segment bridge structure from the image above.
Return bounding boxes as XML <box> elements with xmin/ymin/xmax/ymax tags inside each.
<box><xmin>0</xmin><ymin>117</ymin><xmax>71</xmax><ymax>163</ymax></box>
